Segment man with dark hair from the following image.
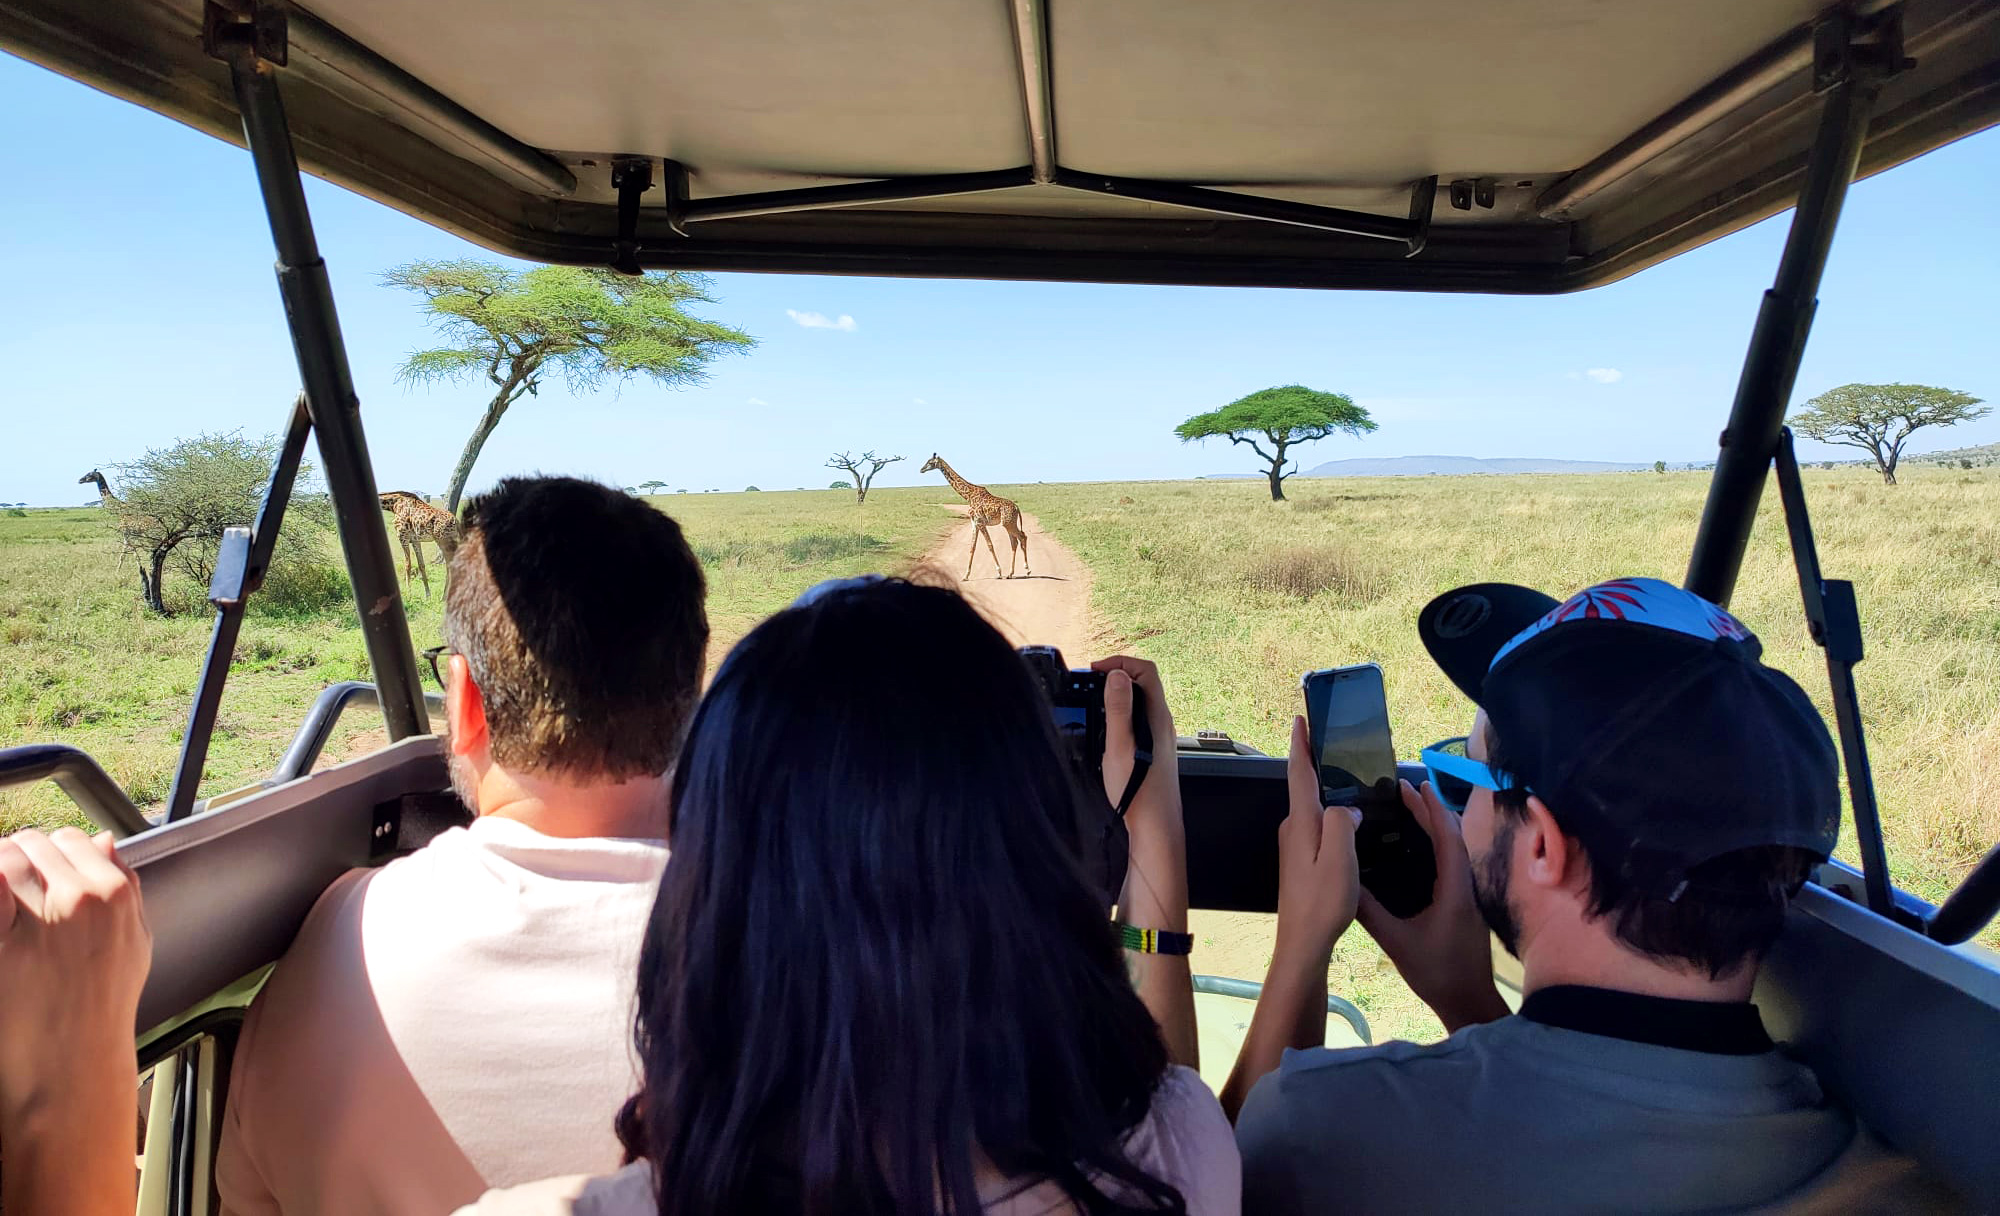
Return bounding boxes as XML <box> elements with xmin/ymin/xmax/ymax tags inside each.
<box><xmin>1229</xmin><ymin>577</ymin><xmax>1936</xmax><ymax>1213</ymax></box>
<box><xmin>217</xmin><ymin>477</ymin><xmax>707</xmax><ymax>1216</ymax></box>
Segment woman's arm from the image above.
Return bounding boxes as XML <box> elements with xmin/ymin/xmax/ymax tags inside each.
<box><xmin>0</xmin><ymin>828</ymin><xmax>152</xmax><ymax>1216</ymax></box>
<box><xmin>1095</xmin><ymin>657</ymin><xmax>1198</xmax><ymax>1070</ymax></box>
<box><xmin>1219</xmin><ymin>717</ymin><xmax>1359</xmax><ymax>1121</ymax></box>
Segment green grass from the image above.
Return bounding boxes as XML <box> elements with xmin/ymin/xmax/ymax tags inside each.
<box><xmin>6</xmin><ymin>469</ymin><xmax>1996</xmax><ymax>1044</ymax></box>
<box><xmin>0</xmin><ymin>489</ymin><xmax>955</xmax><ymax>831</ymax></box>
<box><xmin>1016</xmin><ymin>466</ymin><xmax>2000</xmax><ymax>1040</ymax></box>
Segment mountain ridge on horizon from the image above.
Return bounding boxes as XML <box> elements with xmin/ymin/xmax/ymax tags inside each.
<box><xmin>1202</xmin><ymin>454</ymin><xmax>1651</xmax><ymax>478</ymax></box>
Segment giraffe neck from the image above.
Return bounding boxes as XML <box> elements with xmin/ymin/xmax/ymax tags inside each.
<box><xmin>936</xmin><ymin>460</ymin><xmax>982</xmax><ymax>501</ymax></box>
<box><xmin>88</xmin><ymin>474</ymin><xmax>119</xmax><ymax>506</ymax></box>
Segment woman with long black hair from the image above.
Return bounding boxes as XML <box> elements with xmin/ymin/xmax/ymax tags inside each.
<box><xmin>462</xmin><ymin>575</ymin><xmax>1236</xmax><ymax>1214</ymax></box>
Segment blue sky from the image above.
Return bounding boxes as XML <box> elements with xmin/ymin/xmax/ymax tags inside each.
<box><xmin>2</xmin><ymin>52</ymin><xmax>1995</xmax><ymax>506</ymax></box>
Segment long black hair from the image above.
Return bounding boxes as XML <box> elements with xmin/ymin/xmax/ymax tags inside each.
<box><xmin>617</xmin><ymin>577</ymin><xmax>1184</xmax><ymax>1215</ymax></box>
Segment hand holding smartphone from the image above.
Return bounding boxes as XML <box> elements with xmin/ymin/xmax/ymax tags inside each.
<box><xmin>1301</xmin><ymin>664</ymin><xmax>1437</xmax><ymax>919</ymax></box>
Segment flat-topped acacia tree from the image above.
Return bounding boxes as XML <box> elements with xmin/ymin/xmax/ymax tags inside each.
<box><xmin>385</xmin><ymin>260</ymin><xmax>756</xmax><ymax>512</ymax></box>
<box><xmin>1175</xmin><ymin>385</ymin><xmax>1376</xmax><ymax>501</ymax></box>
<box><xmin>1790</xmin><ymin>383</ymin><xmax>1988</xmax><ymax>485</ymax></box>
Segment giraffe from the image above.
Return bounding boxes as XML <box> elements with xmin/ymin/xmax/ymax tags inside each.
<box><xmin>80</xmin><ymin>470</ymin><xmax>170</xmax><ymax>611</ymax></box>
<box><xmin>920</xmin><ymin>454</ymin><xmax>1031</xmax><ymax>580</ymax></box>
<box><xmin>378</xmin><ymin>490</ymin><xmax>459</xmax><ymax>597</ymax></box>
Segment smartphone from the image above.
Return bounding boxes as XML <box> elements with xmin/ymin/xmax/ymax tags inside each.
<box><xmin>1301</xmin><ymin>664</ymin><xmax>1437</xmax><ymax>919</ymax></box>
<box><xmin>1301</xmin><ymin>664</ymin><xmax>1397</xmax><ymax>808</ymax></box>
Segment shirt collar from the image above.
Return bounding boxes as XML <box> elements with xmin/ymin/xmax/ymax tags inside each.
<box><xmin>1519</xmin><ymin>985</ymin><xmax>1774</xmax><ymax>1055</ymax></box>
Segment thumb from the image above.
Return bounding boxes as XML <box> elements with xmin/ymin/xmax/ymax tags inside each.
<box><xmin>1100</xmin><ymin>669</ymin><xmax>1136</xmax><ymax>804</ymax></box>
<box><xmin>0</xmin><ymin>869</ymin><xmax>15</xmax><ymax>938</ymax></box>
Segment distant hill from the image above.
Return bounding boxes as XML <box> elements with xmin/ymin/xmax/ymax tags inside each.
<box><xmin>1915</xmin><ymin>441</ymin><xmax>2000</xmax><ymax>467</ymax></box>
<box><xmin>1297</xmin><ymin>455</ymin><xmax>1649</xmax><ymax>477</ymax></box>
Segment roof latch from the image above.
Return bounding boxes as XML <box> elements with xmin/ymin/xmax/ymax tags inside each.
<box><xmin>201</xmin><ymin>0</ymin><xmax>287</xmax><ymax>67</ymax></box>
<box><xmin>609</xmin><ymin>157</ymin><xmax>654</xmax><ymax>276</ymax></box>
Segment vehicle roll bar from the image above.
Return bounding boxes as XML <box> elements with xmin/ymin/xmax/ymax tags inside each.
<box><xmin>205</xmin><ymin>2</ymin><xmax>429</xmax><ymax>748</ymax></box>
<box><xmin>1194</xmin><ymin>974</ymin><xmax>1372</xmax><ymax>1045</ymax></box>
<box><xmin>1685</xmin><ymin>9</ymin><xmax>1905</xmax><ymax>606</ymax></box>
<box><xmin>272</xmin><ymin>681</ymin><xmax>445</xmax><ymax>787</ymax></box>
<box><xmin>0</xmin><ymin>743</ymin><xmax>152</xmax><ymax>838</ymax></box>
<box><xmin>163</xmin><ymin>395</ymin><xmax>313</xmax><ymax>823</ymax></box>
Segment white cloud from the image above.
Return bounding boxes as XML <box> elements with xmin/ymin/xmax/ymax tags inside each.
<box><xmin>1583</xmin><ymin>367</ymin><xmax>1623</xmax><ymax>384</ymax></box>
<box><xmin>786</xmin><ymin>309</ymin><xmax>858</xmax><ymax>332</ymax></box>
<box><xmin>745</xmin><ymin>396</ymin><xmax>767</xmax><ymax>406</ymax></box>
<box><xmin>914</xmin><ymin>397</ymin><xmax>929</xmax><ymax>406</ymax></box>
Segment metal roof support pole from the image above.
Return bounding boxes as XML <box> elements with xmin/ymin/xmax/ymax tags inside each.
<box><xmin>1685</xmin><ymin>12</ymin><xmax>1891</xmax><ymax>604</ymax></box>
<box><xmin>162</xmin><ymin>395</ymin><xmax>313</xmax><ymax>823</ymax></box>
<box><xmin>208</xmin><ymin>4</ymin><xmax>429</xmax><ymax>743</ymax></box>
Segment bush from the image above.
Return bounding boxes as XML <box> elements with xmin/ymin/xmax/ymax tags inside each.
<box><xmin>782</xmin><ymin>531</ymin><xmax>883</xmax><ymax>563</ymax></box>
<box><xmin>745</xmin><ymin>485</ymin><xmax>761</xmax><ymax>492</ymax></box>
<box><xmin>5</xmin><ymin>507</ymin><xmax>25</xmax><ymax>517</ymax></box>
<box><xmin>1241</xmin><ymin>544</ymin><xmax>1385</xmax><ymax>602</ymax></box>
<box><xmin>830</xmin><ymin>480</ymin><xmax>853</xmax><ymax>490</ymax></box>
<box><xmin>254</xmin><ymin>552</ymin><xmax>351</xmax><ymax>615</ymax></box>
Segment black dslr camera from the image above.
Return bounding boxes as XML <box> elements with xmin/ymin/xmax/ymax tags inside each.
<box><xmin>1018</xmin><ymin>646</ymin><xmax>1152</xmax><ymax>791</ymax></box>
<box><xmin>1019</xmin><ymin>646</ymin><xmax>1153</xmax><ymax>908</ymax></box>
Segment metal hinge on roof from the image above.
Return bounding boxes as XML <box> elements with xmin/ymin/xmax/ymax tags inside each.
<box><xmin>201</xmin><ymin>0</ymin><xmax>286</xmax><ymax>67</ymax></box>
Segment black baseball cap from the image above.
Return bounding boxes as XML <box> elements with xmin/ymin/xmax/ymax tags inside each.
<box><xmin>1418</xmin><ymin>577</ymin><xmax>1840</xmax><ymax>893</ymax></box>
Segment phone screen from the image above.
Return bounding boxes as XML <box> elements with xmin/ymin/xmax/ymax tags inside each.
<box><xmin>1304</xmin><ymin>665</ymin><xmax>1395</xmax><ymax>802</ymax></box>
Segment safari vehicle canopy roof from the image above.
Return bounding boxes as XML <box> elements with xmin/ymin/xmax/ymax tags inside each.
<box><xmin>6</xmin><ymin>0</ymin><xmax>1998</xmax><ymax>291</ymax></box>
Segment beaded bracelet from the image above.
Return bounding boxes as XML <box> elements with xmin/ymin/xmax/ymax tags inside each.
<box><xmin>1117</xmin><ymin>921</ymin><xmax>1193</xmax><ymax>956</ymax></box>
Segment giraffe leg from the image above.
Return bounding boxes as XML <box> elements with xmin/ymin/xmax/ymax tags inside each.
<box><xmin>413</xmin><ymin>540</ymin><xmax>431</xmax><ymax>598</ymax></box>
<box><xmin>981</xmin><ymin>522</ymin><xmax>1004</xmax><ymax>578</ymax></box>
<box><xmin>965</xmin><ymin>523</ymin><xmax>980</xmax><ymax>580</ymax></box>
<box><xmin>1012</xmin><ymin>517</ymin><xmax>1031</xmax><ymax>577</ymax></box>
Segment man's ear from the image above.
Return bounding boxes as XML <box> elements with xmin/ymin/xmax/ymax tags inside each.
<box><xmin>446</xmin><ymin>654</ymin><xmax>488</xmax><ymax>758</ymax></box>
<box><xmin>1518</xmin><ymin>795</ymin><xmax>1585</xmax><ymax>895</ymax></box>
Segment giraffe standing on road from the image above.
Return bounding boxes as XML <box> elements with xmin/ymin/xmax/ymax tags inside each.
<box><xmin>920</xmin><ymin>454</ymin><xmax>1031</xmax><ymax>580</ymax></box>
<box><xmin>378</xmin><ymin>490</ymin><xmax>458</xmax><ymax>596</ymax></box>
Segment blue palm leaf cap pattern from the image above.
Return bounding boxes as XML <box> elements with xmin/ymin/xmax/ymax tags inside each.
<box><xmin>1490</xmin><ymin>577</ymin><xmax>1753</xmax><ymax>670</ymax></box>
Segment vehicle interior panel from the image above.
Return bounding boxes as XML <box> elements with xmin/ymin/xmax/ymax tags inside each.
<box><xmin>122</xmin><ymin>738</ymin><xmax>448</xmax><ymax>1030</ymax></box>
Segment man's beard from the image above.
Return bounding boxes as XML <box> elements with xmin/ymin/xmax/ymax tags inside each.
<box><xmin>443</xmin><ymin>718</ymin><xmax>480</xmax><ymax>812</ymax></box>
<box><xmin>1472</xmin><ymin>816</ymin><xmax>1524</xmax><ymax>959</ymax></box>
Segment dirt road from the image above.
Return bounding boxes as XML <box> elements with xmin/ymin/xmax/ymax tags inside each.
<box><xmin>928</xmin><ymin>504</ymin><xmax>1287</xmax><ymax>1025</ymax></box>
<box><xmin>925</xmin><ymin>506</ymin><xmax>1110</xmax><ymax>663</ymax></box>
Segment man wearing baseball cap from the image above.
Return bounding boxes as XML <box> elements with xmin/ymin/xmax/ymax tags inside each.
<box><xmin>1228</xmin><ymin>577</ymin><xmax>1933</xmax><ymax>1213</ymax></box>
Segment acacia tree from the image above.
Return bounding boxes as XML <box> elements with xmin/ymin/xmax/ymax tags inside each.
<box><xmin>1790</xmin><ymin>383</ymin><xmax>1988</xmax><ymax>485</ymax></box>
<box><xmin>826</xmin><ymin>451</ymin><xmax>903</xmax><ymax>503</ymax></box>
<box><xmin>97</xmin><ymin>432</ymin><xmax>331</xmax><ymax>615</ymax></box>
<box><xmin>1175</xmin><ymin>385</ymin><xmax>1376</xmax><ymax>501</ymax></box>
<box><xmin>385</xmin><ymin>260</ymin><xmax>756</xmax><ymax>512</ymax></box>
<box><xmin>638</xmin><ymin>480</ymin><xmax>668</xmax><ymax>495</ymax></box>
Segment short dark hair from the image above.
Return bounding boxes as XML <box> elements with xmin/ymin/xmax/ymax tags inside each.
<box><xmin>620</xmin><ymin>578</ymin><xmax>1182</xmax><ymax>1213</ymax></box>
<box><xmin>1486</xmin><ymin>723</ymin><xmax>1814</xmax><ymax>978</ymax></box>
<box><xmin>444</xmin><ymin>476</ymin><xmax>707</xmax><ymax>779</ymax></box>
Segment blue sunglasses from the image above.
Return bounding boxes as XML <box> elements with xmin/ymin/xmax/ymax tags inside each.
<box><xmin>1419</xmin><ymin>736</ymin><xmax>1524</xmax><ymax>813</ymax></box>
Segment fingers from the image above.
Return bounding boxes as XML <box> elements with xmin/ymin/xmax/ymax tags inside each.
<box><xmin>1099</xmin><ymin>669</ymin><xmax>1137</xmax><ymax>804</ymax></box>
<box><xmin>1402</xmin><ymin>779</ymin><xmax>1470</xmax><ymax>883</ymax></box>
<box><xmin>0</xmin><ymin>836</ymin><xmax>37</xmax><ymax>919</ymax></box>
<box><xmin>0</xmin><ymin>867</ymin><xmax>13</xmax><ymax>938</ymax></box>
<box><xmin>1286</xmin><ymin>716</ymin><xmax>1323</xmax><ymax>826</ymax></box>
<box><xmin>1090</xmin><ymin>655</ymin><xmax>1175</xmax><ymax>743</ymax></box>
<box><xmin>1103</xmin><ymin>668</ymin><xmax>1135</xmax><ymax>748</ymax></box>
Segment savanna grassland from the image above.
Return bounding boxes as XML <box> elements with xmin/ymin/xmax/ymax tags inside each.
<box><xmin>0</xmin><ymin>488</ymin><xmax>958</xmax><ymax>832</ymax></box>
<box><xmin>1013</xmin><ymin>465</ymin><xmax>2000</xmax><ymax>1040</ymax></box>
<box><xmin>4</xmin><ymin>467</ymin><xmax>1996</xmax><ymax>1044</ymax></box>
<box><xmin>1020</xmin><ymin>466</ymin><xmax>2000</xmax><ymax>905</ymax></box>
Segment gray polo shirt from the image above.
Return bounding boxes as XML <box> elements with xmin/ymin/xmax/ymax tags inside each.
<box><xmin>1235</xmin><ymin>990</ymin><xmax>1862</xmax><ymax>1214</ymax></box>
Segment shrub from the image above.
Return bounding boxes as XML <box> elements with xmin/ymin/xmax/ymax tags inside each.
<box><xmin>745</xmin><ymin>485</ymin><xmax>761</xmax><ymax>492</ymax></box>
<box><xmin>782</xmin><ymin>531</ymin><xmax>883</xmax><ymax>563</ymax></box>
<box><xmin>254</xmin><ymin>553</ymin><xmax>351</xmax><ymax>615</ymax></box>
<box><xmin>1240</xmin><ymin>544</ymin><xmax>1385</xmax><ymax>602</ymax></box>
